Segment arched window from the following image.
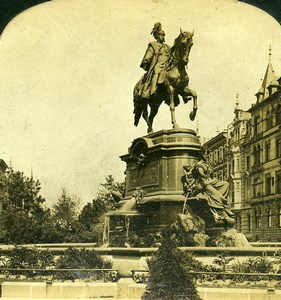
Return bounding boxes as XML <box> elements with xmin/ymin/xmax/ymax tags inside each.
<box><xmin>266</xmin><ymin>110</ymin><xmax>272</xmax><ymax>130</ymax></box>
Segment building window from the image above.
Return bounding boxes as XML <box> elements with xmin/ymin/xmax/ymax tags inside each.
<box><xmin>254</xmin><ymin>116</ymin><xmax>261</xmax><ymax>135</ymax></box>
<box><xmin>214</xmin><ymin>150</ymin><xmax>217</xmax><ymax>164</ymax></box>
<box><xmin>246</xmin><ymin>121</ymin><xmax>251</xmax><ymax>135</ymax></box>
<box><xmin>246</xmin><ymin>155</ymin><xmax>250</xmax><ymax>170</ymax></box>
<box><xmin>253</xmin><ymin>146</ymin><xmax>257</xmax><ymax>165</ymax></box>
<box><xmin>257</xmin><ymin>144</ymin><xmax>261</xmax><ymax>163</ymax></box>
<box><xmin>253</xmin><ymin>178</ymin><xmax>257</xmax><ymax>197</ymax></box>
<box><xmin>236</xmin><ymin>215</ymin><xmax>241</xmax><ymax>231</ymax></box>
<box><xmin>255</xmin><ymin>209</ymin><xmax>261</xmax><ymax>229</ymax></box>
<box><xmin>276</xmin><ymin>105</ymin><xmax>281</xmax><ymax>125</ymax></box>
<box><xmin>267</xmin><ymin>209</ymin><xmax>272</xmax><ymax>228</ymax></box>
<box><xmin>276</xmin><ymin>172</ymin><xmax>281</xmax><ymax>194</ymax></box>
<box><xmin>265</xmin><ymin>175</ymin><xmax>271</xmax><ymax>195</ymax></box>
<box><xmin>219</xmin><ymin>147</ymin><xmax>223</xmax><ymax>162</ymax></box>
<box><xmin>265</xmin><ymin>142</ymin><xmax>271</xmax><ymax>162</ymax></box>
<box><xmin>253</xmin><ymin>177</ymin><xmax>262</xmax><ymax>197</ymax></box>
<box><xmin>253</xmin><ymin>144</ymin><xmax>261</xmax><ymax>165</ymax></box>
<box><xmin>271</xmin><ymin>109</ymin><xmax>275</xmax><ymax>126</ymax></box>
<box><xmin>276</xmin><ymin>138</ymin><xmax>281</xmax><ymax>158</ymax></box>
<box><xmin>247</xmin><ymin>213</ymin><xmax>251</xmax><ymax>230</ymax></box>
<box><xmin>278</xmin><ymin>207</ymin><xmax>281</xmax><ymax>227</ymax></box>
<box><xmin>266</xmin><ymin>111</ymin><xmax>272</xmax><ymax>130</ymax></box>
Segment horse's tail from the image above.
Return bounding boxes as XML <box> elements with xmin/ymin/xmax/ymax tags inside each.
<box><xmin>133</xmin><ymin>96</ymin><xmax>145</xmax><ymax>127</ymax></box>
<box><xmin>134</xmin><ymin>107</ymin><xmax>142</xmax><ymax>127</ymax></box>
<box><xmin>133</xmin><ymin>77</ymin><xmax>147</xmax><ymax>127</ymax></box>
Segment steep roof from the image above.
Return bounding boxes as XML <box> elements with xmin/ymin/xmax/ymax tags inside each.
<box><xmin>255</xmin><ymin>62</ymin><xmax>278</xmax><ymax>102</ymax></box>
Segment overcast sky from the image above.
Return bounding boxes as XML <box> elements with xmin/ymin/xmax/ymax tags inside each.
<box><xmin>0</xmin><ymin>0</ymin><xmax>280</xmax><ymax>205</ymax></box>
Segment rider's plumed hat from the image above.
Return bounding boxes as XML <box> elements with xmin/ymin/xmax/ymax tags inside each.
<box><xmin>151</xmin><ymin>22</ymin><xmax>165</xmax><ymax>38</ymax></box>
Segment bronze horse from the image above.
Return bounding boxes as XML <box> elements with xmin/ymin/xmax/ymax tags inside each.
<box><xmin>133</xmin><ymin>30</ymin><xmax>197</xmax><ymax>134</ymax></box>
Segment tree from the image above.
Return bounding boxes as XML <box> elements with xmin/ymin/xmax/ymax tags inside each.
<box><xmin>76</xmin><ymin>175</ymin><xmax>125</xmax><ymax>244</ymax></box>
<box><xmin>0</xmin><ymin>167</ymin><xmax>45</xmax><ymax>214</ymax></box>
<box><xmin>52</xmin><ymin>188</ymin><xmax>81</xmax><ymax>233</ymax></box>
<box><xmin>143</xmin><ymin>234</ymin><xmax>201</xmax><ymax>300</ymax></box>
<box><xmin>78</xmin><ymin>175</ymin><xmax>125</xmax><ymax>229</ymax></box>
<box><xmin>0</xmin><ymin>167</ymin><xmax>57</xmax><ymax>244</ymax></box>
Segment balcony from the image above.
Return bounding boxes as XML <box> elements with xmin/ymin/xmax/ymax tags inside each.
<box><xmin>251</xmin><ymin>132</ymin><xmax>263</xmax><ymax>141</ymax></box>
<box><xmin>250</xmin><ymin>164</ymin><xmax>263</xmax><ymax>174</ymax></box>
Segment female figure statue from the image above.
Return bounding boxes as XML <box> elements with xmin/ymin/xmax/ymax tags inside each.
<box><xmin>191</xmin><ymin>154</ymin><xmax>235</xmax><ymax>228</ymax></box>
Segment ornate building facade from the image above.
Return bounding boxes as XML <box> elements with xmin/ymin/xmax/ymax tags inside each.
<box><xmin>204</xmin><ymin>60</ymin><xmax>281</xmax><ymax>241</ymax></box>
<box><xmin>227</xmin><ymin>104</ymin><xmax>251</xmax><ymax>233</ymax></box>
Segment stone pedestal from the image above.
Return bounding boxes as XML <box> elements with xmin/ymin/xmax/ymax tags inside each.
<box><xmin>119</xmin><ymin>128</ymin><xmax>201</xmax><ymax>234</ymax></box>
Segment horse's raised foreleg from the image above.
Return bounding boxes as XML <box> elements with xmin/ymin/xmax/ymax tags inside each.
<box><xmin>167</xmin><ymin>85</ymin><xmax>179</xmax><ymax>129</ymax></box>
<box><xmin>183</xmin><ymin>87</ymin><xmax>197</xmax><ymax>121</ymax></box>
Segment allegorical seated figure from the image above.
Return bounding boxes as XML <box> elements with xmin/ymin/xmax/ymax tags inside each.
<box><xmin>186</xmin><ymin>154</ymin><xmax>235</xmax><ymax>228</ymax></box>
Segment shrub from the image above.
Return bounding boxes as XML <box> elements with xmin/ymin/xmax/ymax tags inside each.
<box><xmin>182</xmin><ymin>252</ymin><xmax>205</xmax><ymax>272</ymax></box>
<box><xmin>6</xmin><ymin>246</ymin><xmax>54</xmax><ymax>278</ymax></box>
<box><xmin>213</xmin><ymin>253</ymin><xmax>234</xmax><ymax>272</ymax></box>
<box><xmin>232</xmin><ymin>256</ymin><xmax>273</xmax><ymax>274</ymax></box>
<box><xmin>231</xmin><ymin>256</ymin><xmax>274</xmax><ymax>282</ymax></box>
<box><xmin>55</xmin><ymin>247</ymin><xmax>112</xmax><ymax>281</ymax></box>
<box><xmin>246</xmin><ymin>256</ymin><xmax>273</xmax><ymax>273</ymax></box>
<box><xmin>142</xmin><ymin>235</ymin><xmax>201</xmax><ymax>300</ymax></box>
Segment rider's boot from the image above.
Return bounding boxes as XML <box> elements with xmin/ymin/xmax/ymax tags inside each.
<box><xmin>150</xmin><ymin>74</ymin><xmax>160</xmax><ymax>96</ymax></box>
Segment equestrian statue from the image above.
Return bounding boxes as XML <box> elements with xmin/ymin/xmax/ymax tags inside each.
<box><xmin>133</xmin><ymin>22</ymin><xmax>198</xmax><ymax>134</ymax></box>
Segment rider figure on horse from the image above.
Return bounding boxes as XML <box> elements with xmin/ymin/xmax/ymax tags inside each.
<box><xmin>139</xmin><ymin>22</ymin><xmax>170</xmax><ymax>98</ymax></box>
<box><xmin>133</xmin><ymin>23</ymin><xmax>198</xmax><ymax>133</ymax></box>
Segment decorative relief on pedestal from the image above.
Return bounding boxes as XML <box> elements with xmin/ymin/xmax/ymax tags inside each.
<box><xmin>128</xmin><ymin>162</ymin><xmax>159</xmax><ymax>190</ymax></box>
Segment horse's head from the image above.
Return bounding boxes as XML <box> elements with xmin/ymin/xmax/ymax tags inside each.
<box><xmin>173</xmin><ymin>29</ymin><xmax>194</xmax><ymax>65</ymax></box>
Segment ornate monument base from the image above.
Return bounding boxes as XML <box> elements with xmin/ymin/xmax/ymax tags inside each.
<box><xmin>104</xmin><ymin>128</ymin><xmax>201</xmax><ymax>246</ymax></box>
<box><xmin>104</xmin><ymin>128</ymin><xmax>238</xmax><ymax>247</ymax></box>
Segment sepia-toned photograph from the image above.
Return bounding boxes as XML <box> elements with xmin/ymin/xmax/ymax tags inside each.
<box><xmin>0</xmin><ymin>0</ymin><xmax>280</xmax><ymax>299</ymax></box>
